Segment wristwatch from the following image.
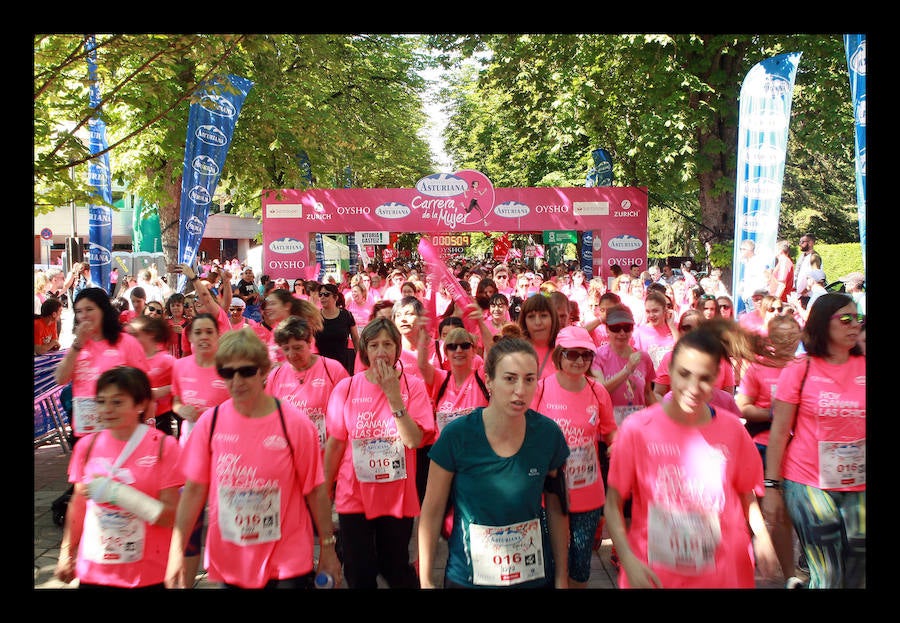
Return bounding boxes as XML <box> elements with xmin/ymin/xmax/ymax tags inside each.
<box><xmin>391</xmin><ymin>407</ymin><xmax>407</xmax><ymax>419</ymax></box>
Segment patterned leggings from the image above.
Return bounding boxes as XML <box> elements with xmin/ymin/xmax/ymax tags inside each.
<box><xmin>568</xmin><ymin>507</ymin><xmax>603</xmax><ymax>583</ymax></box>
<box><xmin>783</xmin><ymin>480</ymin><xmax>866</xmax><ymax>588</ymax></box>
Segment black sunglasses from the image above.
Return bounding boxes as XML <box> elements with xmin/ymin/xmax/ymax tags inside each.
<box><xmin>607</xmin><ymin>324</ymin><xmax>634</xmax><ymax>333</ymax></box>
<box><xmin>445</xmin><ymin>342</ymin><xmax>473</xmax><ymax>351</ymax></box>
<box><xmin>217</xmin><ymin>365</ymin><xmax>260</xmax><ymax>379</ymax></box>
<box><xmin>561</xmin><ymin>349</ymin><xmax>593</xmax><ymax>362</ymax></box>
<box><xmin>147</xmin><ymin>307</ymin><xmax>163</xmax><ymax>313</ymax></box>
<box><xmin>318</xmin><ymin>291</ymin><xmax>332</xmax><ymax>298</ymax></box>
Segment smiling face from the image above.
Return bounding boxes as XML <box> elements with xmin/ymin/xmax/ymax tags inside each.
<box><xmin>669</xmin><ymin>344</ymin><xmax>718</xmax><ymax>415</ymax></box>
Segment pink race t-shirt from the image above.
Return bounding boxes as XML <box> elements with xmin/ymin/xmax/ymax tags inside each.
<box><xmin>325</xmin><ymin>372</ymin><xmax>436</xmax><ymax>519</ymax></box>
<box><xmin>69</xmin><ymin>332</ymin><xmax>150</xmax><ymax>436</ymax></box>
<box><xmin>178</xmin><ymin>399</ymin><xmax>323</xmax><ymax>588</ymax></box>
<box><xmin>591</xmin><ymin>345</ymin><xmax>656</xmax><ymax>427</ymax></box>
<box><xmin>266</xmin><ymin>355</ymin><xmax>350</xmax><ymax>455</ymax></box>
<box><xmin>632</xmin><ymin>324</ymin><xmax>676</xmax><ymax>370</ymax></box>
<box><xmin>145</xmin><ymin>349</ymin><xmax>176</xmax><ymax>415</ymax></box>
<box><xmin>533</xmin><ymin>343</ymin><xmax>558</xmax><ymax>380</ymax></box>
<box><xmin>430</xmin><ymin>367</ymin><xmax>490</xmax><ymax>438</ymax></box>
<box><xmin>171</xmin><ymin>355</ymin><xmax>231</xmax><ymax>446</ymax></box>
<box><xmin>736</xmin><ymin>360</ymin><xmax>793</xmax><ymax>446</ymax></box>
<box><xmin>775</xmin><ymin>356</ymin><xmax>866</xmax><ymax>491</ymax></box>
<box><xmin>69</xmin><ymin>426</ymin><xmax>183</xmax><ymax>587</ymax></box>
<box><xmin>532</xmin><ymin>375</ymin><xmax>616</xmax><ymax>512</ymax></box>
<box><xmin>608</xmin><ymin>404</ymin><xmax>762</xmax><ymax>588</ymax></box>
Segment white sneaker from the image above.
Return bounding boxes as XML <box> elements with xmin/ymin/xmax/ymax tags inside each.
<box><xmin>785</xmin><ymin>576</ymin><xmax>806</xmax><ymax>589</ymax></box>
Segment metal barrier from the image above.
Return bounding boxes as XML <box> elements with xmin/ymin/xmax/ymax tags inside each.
<box><xmin>34</xmin><ymin>385</ymin><xmax>71</xmax><ymax>453</ymax></box>
<box><xmin>34</xmin><ymin>351</ymin><xmax>70</xmax><ymax>454</ymax></box>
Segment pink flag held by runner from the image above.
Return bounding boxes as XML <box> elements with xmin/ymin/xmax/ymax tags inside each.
<box><xmin>417</xmin><ymin>238</ymin><xmax>479</xmax><ymax>336</ymax></box>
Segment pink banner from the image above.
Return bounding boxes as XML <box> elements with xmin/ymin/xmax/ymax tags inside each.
<box><xmin>262</xmin><ymin>171</ymin><xmax>647</xmax><ymax>282</ymax></box>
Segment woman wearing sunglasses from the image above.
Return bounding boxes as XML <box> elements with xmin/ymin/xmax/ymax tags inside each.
<box><xmin>166</xmin><ymin>328</ymin><xmax>341</xmax><ymax>589</ymax></box>
<box><xmin>531</xmin><ymin>325</ymin><xmax>616</xmax><ymax>589</ymax></box>
<box><xmin>315</xmin><ymin>283</ymin><xmax>359</xmax><ymax>375</ymax></box>
<box><xmin>763</xmin><ymin>293</ymin><xmax>866</xmax><ymax>588</ymax></box>
<box><xmin>323</xmin><ymin>317</ymin><xmax>435</xmax><ymax>588</ymax></box>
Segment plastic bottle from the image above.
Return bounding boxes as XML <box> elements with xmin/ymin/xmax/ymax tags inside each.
<box><xmin>314</xmin><ymin>571</ymin><xmax>335</xmax><ymax>589</ymax></box>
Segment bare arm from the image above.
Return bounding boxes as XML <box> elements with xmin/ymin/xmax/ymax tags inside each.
<box><xmin>417</xmin><ymin>461</ymin><xmax>453</xmax><ymax>588</ymax></box>
<box><xmin>544</xmin><ymin>469</ymin><xmax>570</xmax><ymax>589</ymax></box>
<box><xmin>165</xmin><ymin>480</ymin><xmax>209</xmax><ymax>588</ymax></box>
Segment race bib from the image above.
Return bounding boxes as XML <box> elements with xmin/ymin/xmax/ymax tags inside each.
<box><xmin>647</xmin><ymin>504</ymin><xmax>720</xmax><ymax>575</ymax></box>
<box><xmin>470</xmin><ymin>518</ymin><xmax>545</xmax><ymax>586</ymax></box>
<box><xmin>81</xmin><ymin>502</ymin><xmax>146</xmax><ymax>564</ymax></box>
<box><xmin>73</xmin><ymin>396</ymin><xmax>103</xmax><ymax>435</ymax></box>
<box><xmin>218</xmin><ymin>486</ymin><xmax>282</xmax><ymax>545</ymax></box>
<box><xmin>351</xmin><ymin>437</ymin><xmax>407</xmax><ymax>483</ymax></box>
<box><xmin>565</xmin><ymin>442</ymin><xmax>598</xmax><ymax>490</ymax></box>
<box><xmin>818</xmin><ymin>438</ymin><xmax>865</xmax><ymax>488</ymax></box>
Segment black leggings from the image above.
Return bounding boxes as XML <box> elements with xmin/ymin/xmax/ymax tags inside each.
<box><xmin>223</xmin><ymin>572</ymin><xmax>316</xmax><ymax>589</ymax></box>
<box><xmin>338</xmin><ymin>513</ymin><xmax>419</xmax><ymax>589</ymax></box>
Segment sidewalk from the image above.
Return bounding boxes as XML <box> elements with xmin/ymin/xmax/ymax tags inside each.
<box><xmin>34</xmin><ymin>439</ymin><xmax>620</xmax><ymax>589</ymax></box>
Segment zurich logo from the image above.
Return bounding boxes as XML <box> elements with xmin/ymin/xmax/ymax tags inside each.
<box><xmin>269</xmin><ymin>238</ymin><xmax>305</xmax><ymax>254</ymax></box>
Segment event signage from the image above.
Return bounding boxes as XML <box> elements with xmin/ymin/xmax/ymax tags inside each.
<box><xmin>263</xmin><ymin>171</ymin><xmax>647</xmax><ymax>282</ymax></box>
<box><xmin>845</xmin><ymin>34</ymin><xmax>866</xmax><ymax>271</ymax></box>
<box><xmin>85</xmin><ymin>35</ymin><xmax>113</xmax><ymax>293</ymax></box>
<box><xmin>731</xmin><ymin>53</ymin><xmax>801</xmax><ymax>316</ymax></box>
<box><xmin>176</xmin><ymin>74</ymin><xmax>253</xmax><ymax>291</ymax></box>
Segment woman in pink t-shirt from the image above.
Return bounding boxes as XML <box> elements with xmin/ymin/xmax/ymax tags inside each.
<box><xmin>514</xmin><ymin>292</ymin><xmax>560</xmax><ymax>381</ymax></box>
<box><xmin>259</xmin><ymin>289</ymin><xmax>323</xmax><ymax>367</ymax></box>
<box><xmin>55</xmin><ymin>366</ymin><xmax>182</xmax><ymax>588</ymax></box>
<box><xmin>323</xmin><ymin>317</ymin><xmax>436</xmax><ymax>589</ymax></box>
<box><xmin>652</xmin><ymin>310</ymin><xmax>736</xmax><ymax>401</ymax></box>
<box><xmin>128</xmin><ymin>315</ymin><xmax>177</xmax><ymax>437</ymax></box>
<box><xmin>606</xmin><ymin>327</ymin><xmax>779</xmax><ymax>588</ymax></box>
<box><xmin>267</xmin><ymin>316</ymin><xmax>350</xmax><ymax>456</ymax></box>
<box><xmin>54</xmin><ymin>287</ymin><xmax>149</xmax><ymax>439</ymax></box>
<box><xmin>633</xmin><ymin>290</ymin><xmax>679</xmax><ymax>370</ymax></box>
<box><xmin>763</xmin><ymin>293</ymin><xmax>866</xmax><ymax>588</ymax></box>
<box><xmin>532</xmin><ymin>325</ymin><xmax>616</xmax><ymax>589</ymax></box>
<box><xmin>166</xmin><ymin>328</ymin><xmax>341</xmax><ymax>589</ymax></box>
<box><xmin>736</xmin><ymin>314</ymin><xmax>805</xmax><ymax>586</ymax></box>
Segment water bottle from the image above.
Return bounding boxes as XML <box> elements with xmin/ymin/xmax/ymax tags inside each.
<box><xmin>314</xmin><ymin>571</ymin><xmax>335</xmax><ymax>589</ymax></box>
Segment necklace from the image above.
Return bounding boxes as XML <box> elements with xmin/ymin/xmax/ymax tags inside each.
<box><xmin>295</xmin><ymin>359</ymin><xmax>314</xmax><ymax>384</ymax></box>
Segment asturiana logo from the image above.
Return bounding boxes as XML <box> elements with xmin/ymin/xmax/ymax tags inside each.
<box><xmin>189</xmin><ymin>186</ymin><xmax>212</xmax><ymax>205</ymax></box>
<box><xmin>374</xmin><ymin>202</ymin><xmax>411</xmax><ymax>219</ymax></box>
<box><xmin>186</xmin><ymin>216</ymin><xmax>204</xmax><ymax>235</ymax></box>
<box><xmin>494</xmin><ymin>201</ymin><xmax>530</xmax><ymax>218</ymax></box>
<box><xmin>88</xmin><ymin>206</ymin><xmax>112</xmax><ymax>224</ymax></box>
<box><xmin>415</xmin><ymin>173</ymin><xmax>468</xmax><ymax>198</ymax></box>
<box><xmin>88</xmin><ymin>246</ymin><xmax>111</xmax><ymax>264</ymax></box>
<box><xmin>489</xmin><ymin>528</ymin><xmax>524</xmax><ymax>547</ymax></box>
<box><xmin>200</xmin><ymin>93</ymin><xmax>237</xmax><ymax>118</ymax></box>
<box><xmin>607</xmin><ymin>235</ymin><xmax>643</xmax><ymax>252</ymax></box>
<box><xmin>192</xmin><ymin>155</ymin><xmax>220</xmax><ymax>177</ymax></box>
<box><xmin>269</xmin><ymin>238</ymin><xmax>305</xmax><ymax>254</ymax></box>
<box><xmin>195</xmin><ymin>124</ymin><xmax>228</xmax><ymax>147</ymax></box>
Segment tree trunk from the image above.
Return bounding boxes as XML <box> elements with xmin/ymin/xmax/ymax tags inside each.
<box><xmin>154</xmin><ymin>160</ymin><xmax>183</xmax><ymax>291</ymax></box>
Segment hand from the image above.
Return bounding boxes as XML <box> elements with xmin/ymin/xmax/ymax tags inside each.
<box><xmin>54</xmin><ymin>549</ymin><xmax>77</xmax><ymax>584</ymax></box>
<box><xmin>86</xmin><ymin>476</ymin><xmax>115</xmax><ymax>504</ymax></box>
<box><xmin>179</xmin><ymin>263</ymin><xmax>196</xmax><ymax>280</ymax></box>
<box><xmin>627</xmin><ymin>351</ymin><xmax>642</xmax><ymax>371</ymax></box>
